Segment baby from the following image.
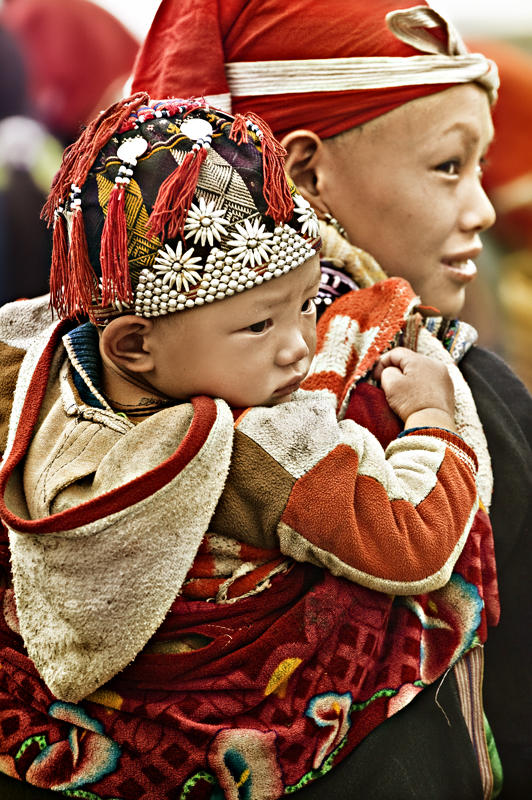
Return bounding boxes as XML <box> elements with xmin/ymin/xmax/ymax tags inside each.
<box><xmin>99</xmin><ymin>248</ymin><xmax>455</xmax><ymax>429</ymax></box>
<box><xmin>0</xmin><ymin>97</ymin><xmax>493</xmax><ymax>800</ymax></box>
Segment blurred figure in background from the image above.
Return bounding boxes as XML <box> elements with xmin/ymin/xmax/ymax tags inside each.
<box><xmin>0</xmin><ymin>0</ymin><xmax>139</xmax><ymax>305</ymax></box>
<box><xmin>469</xmin><ymin>39</ymin><xmax>532</xmax><ymax>392</ymax></box>
<box><xmin>0</xmin><ymin>23</ymin><xmax>61</xmax><ymax>305</ymax></box>
<box><xmin>0</xmin><ymin>0</ymin><xmax>139</xmax><ymax>146</ymax></box>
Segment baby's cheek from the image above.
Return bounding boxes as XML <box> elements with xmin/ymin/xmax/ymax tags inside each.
<box><xmin>306</xmin><ymin>324</ymin><xmax>317</xmax><ymax>359</ymax></box>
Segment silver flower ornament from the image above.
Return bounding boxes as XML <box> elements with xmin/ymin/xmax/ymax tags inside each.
<box><xmin>152</xmin><ymin>241</ymin><xmax>203</xmax><ymax>292</ymax></box>
<box><xmin>184</xmin><ymin>198</ymin><xmax>230</xmax><ymax>247</ymax></box>
<box><xmin>226</xmin><ymin>218</ymin><xmax>274</xmax><ymax>269</ymax></box>
<box><xmin>293</xmin><ymin>194</ymin><xmax>320</xmax><ymax>238</ymax></box>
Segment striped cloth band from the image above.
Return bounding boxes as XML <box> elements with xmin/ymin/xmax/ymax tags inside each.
<box><xmin>225</xmin><ymin>53</ymin><xmax>498</xmax><ymax>102</ymax></box>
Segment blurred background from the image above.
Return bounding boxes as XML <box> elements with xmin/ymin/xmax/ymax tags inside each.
<box><xmin>0</xmin><ymin>0</ymin><xmax>531</xmax><ymax>390</ymax></box>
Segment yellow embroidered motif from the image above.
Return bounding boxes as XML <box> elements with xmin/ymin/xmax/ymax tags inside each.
<box><xmin>85</xmin><ymin>687</ymin><xmax>124</xmax><ymax>711</ymax></box>
<box><xmin>264</xmin><ymin>657</ymin><xmax>303</xmax><ymax>699</ymax></box>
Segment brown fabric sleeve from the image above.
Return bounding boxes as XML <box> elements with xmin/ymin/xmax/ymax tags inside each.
<box><xmin>210</xmin><ymin>429</ymin><xmax>295</xmax><ymax>548</ymax></box>
<box><xmin>0</xmin><ymin>341</ymin><xmax>26</xmax><ymax>455</ymax></box>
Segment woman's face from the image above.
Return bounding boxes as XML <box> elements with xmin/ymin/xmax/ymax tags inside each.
<box><xmin>319</xmin><ymin>84</ymin><xmax>495</xmax><ymax>317</ymax></box>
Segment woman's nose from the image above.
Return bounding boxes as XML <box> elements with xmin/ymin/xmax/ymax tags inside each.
<box><xmin>276</xmin><ymin>327</ymin><xmax>310</xmax><ymax>366</ymax></box>
<box><xmin>460</xmin><ymin>180</ymin><xmax>496</xmax><ymax>233</ymax></box>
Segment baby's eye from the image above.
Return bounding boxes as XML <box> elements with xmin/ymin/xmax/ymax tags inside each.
<box><xmin>301</xmin><ymin>297</ymin><xmax>316</xmax><ymax>313</ymax></box>
<box><xmin>435</xmin><ymin>159</ymin><xmax>461</xmax><ymax>176</ymax></box>
<box><xmin>247</xmin><ymin>318</ymin><xmax>272</xmax><ymax>333</ymax></box>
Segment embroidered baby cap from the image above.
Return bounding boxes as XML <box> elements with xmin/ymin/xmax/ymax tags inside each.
<box><xmin>42</xmin><ymin>93</ymin><xmax>320</xmax><ymax>324</ymax></box>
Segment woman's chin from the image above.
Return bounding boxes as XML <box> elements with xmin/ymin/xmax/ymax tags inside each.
<box><xmin>423</xmin><ymin>286</ymin><xmax>467</xmax><ymax>320</ymax></box>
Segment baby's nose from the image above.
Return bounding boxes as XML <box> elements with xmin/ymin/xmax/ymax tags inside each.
<box><xmin>276</xmin><ymin>328</ymin><xmax>310</xmax><ymax>366</ymax></box>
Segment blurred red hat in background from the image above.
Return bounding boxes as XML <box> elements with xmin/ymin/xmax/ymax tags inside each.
<box><xmin>1</xmin><ymin>0</ymin><xmax>139</xmax><ymax>142</ymax></box>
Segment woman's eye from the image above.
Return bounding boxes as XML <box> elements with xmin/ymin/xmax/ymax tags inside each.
<box><xmin>435</xmin><ymin>159</ymin><xmax>461</xmax><ymax>176</ymax></box>
<box><xmin>476</xmin><ymin>157</ymin><xmax>488</xmax><ymax>179</ymax></box>
<box><xmin>301</xmin><ymin>297</ymin><xmax>316</xmax><ymax>313</ymax></box>
<box><xmin>247</xmin><ymin>318</ymin><xmax>272</xmax><ymax>333</ymax></box>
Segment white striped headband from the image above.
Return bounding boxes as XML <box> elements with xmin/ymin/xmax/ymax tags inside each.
<box><xmin>207</xmin><ymin>6</ymin><xmax>499</xmax><ymax>113</ymax></box>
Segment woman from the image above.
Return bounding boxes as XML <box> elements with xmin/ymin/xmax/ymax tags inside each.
<box><xmin>132</xmin><ymin>1</ymin><xmax>532</xmax><ymax>797</ymax></box>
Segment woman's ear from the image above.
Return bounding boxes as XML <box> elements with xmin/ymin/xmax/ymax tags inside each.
<box><xmin>281</xmin><ymin>129</ymin><xmax>330</xmax><ymax>216</ymax></box>
<box><xmin>99</xmin><ymin>316</ymin><xmax>155</xmax><ymax>374</ymax></box>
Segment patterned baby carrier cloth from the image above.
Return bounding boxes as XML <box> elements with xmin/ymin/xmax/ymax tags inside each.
<box><xmin>0</xmin><ymin>274</ymin><xmax>499</xmax><ymax>800</ymax></box>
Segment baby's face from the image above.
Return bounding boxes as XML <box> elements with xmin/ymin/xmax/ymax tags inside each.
<box><xmin>144</xmin><ymin>255</ymin><xmax>321</xmax><ymax>408</ymax></box>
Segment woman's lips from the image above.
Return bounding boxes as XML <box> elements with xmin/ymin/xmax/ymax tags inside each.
<box><xmin>441</xmin><ymin>258</ymin><xmax>478</xmax><ymax>283</ymax></box>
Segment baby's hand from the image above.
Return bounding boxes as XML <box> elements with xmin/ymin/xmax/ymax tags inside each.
<box><xmin>373</xmin><ymin>347</ymin><xmax>456</xmax><ymax>432</ymax></box>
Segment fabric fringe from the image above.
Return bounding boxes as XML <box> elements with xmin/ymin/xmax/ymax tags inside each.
<box><xmin>69</xmin><ymin>209</ymin><xmax>98</xmax><ymax>320</ymax></box>
<box><xmin>147</xmin><ymin>146</ymin><xmax>208</xmax><ymax>241</ymax></box>
<box><xmin>228</xmin><ymin>114</ymin><xmax>250</xmax><ymax>145</ymax></box>
<box><xmin>241</xmin><ymin>111</ymin><xmax>294</xmax><ymax>224</ymax></box>
<box><xmin>41</xmin><ymin>92</ymin><xmax>150</xmax><ymax>226</ymax></box>
<box><xmin>49</xmin><ymin>212</ymin><xmax>70</xmax><ymax>318</ymax></box>
<box><xmin>100</xmin><ymin>185</ymin><xmax>132</xmax><ymax>308</ymax></box>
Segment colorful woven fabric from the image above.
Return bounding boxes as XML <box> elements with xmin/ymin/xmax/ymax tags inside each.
<box><xmin>42</xmin><ymin>97</ymin><xmax>320</xmax><ymax>324</ymax></box>
<box><xmin>0</xmin><ymin>276</ymin><xmax>499</xmax><ymax>798</ymax></box>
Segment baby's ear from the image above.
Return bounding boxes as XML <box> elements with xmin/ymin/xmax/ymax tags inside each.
<box><xmin>99</xmin><ymin>316</ymin><xmax>155</xmax><ymax>374</ymax></box>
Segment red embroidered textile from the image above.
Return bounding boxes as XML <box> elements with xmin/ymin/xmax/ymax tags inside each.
<box><xmin>0</xmin><ymin>389</ymin><xmax>499</xmax><ymax>798</ymax></box>
<box><xmin>0</xmin><ymin>474</ymin><xmax>498</xmax><ymax>799</ymax></box>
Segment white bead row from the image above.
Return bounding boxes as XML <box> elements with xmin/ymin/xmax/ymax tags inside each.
<box><xmin>133</xmin><ymin>236</ymin><xmax>316</xmax><ymax>317</ymax></box>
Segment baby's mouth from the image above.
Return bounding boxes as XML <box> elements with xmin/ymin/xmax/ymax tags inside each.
<box><xmin>274</xmin><ymin>376</ymin><xmax>305</xmax><ymax>396</ymax></box>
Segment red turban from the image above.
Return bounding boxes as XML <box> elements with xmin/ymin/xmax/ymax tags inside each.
<box><xmin>132</xmin><ymin>0</ymin><xmax>496</xmax><ymax>140</ymax></box>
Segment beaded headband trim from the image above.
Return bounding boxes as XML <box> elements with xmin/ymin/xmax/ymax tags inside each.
<box><xmin>41</xmin><ymin>96</ymin><xmax>320</xmax><ymax>324</ymax></box>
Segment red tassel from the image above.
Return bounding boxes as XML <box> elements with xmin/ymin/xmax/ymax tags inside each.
<box><xmin>229</xmin><ymin>114</ymin><xmax>250</xmax><ymax>145</ymax></box>
<box><xmin>69</xmin><ymin>209</ymin><xmax>98</xmax><ymax>319</ymax></box>
<box><xmin>147</xmin><ymin>146</ymin><xmax>208</xmax><ymax>241</ymax></box>
<box><xmin>243</xmin><ymin>112</ymin><xmax>294</xmax><ymax>225</ymax></box>
<box><xmin>41</xmin><ymin>92</ymin><xmax>150</xmax><ymax>226</ymax></box>
<box><xmin>100</xmin><ymin>184</ymin><xmax>132</xmax><ymax>308</ymax></box>
<box><xmin>49</xmin><ymin>211</ymin><xmax>70</xmax><ymax>318</ymax></box>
